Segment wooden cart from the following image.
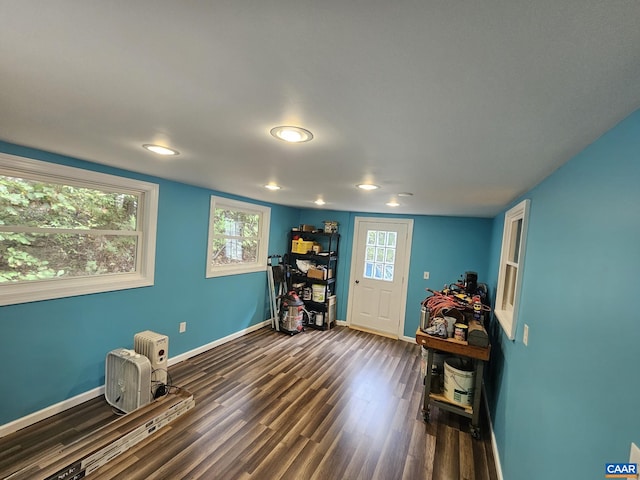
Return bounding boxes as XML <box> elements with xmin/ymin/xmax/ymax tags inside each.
<box><xmin>415</xmin><ymin>328</ymin><xmax>490</xmax><ymax>439</ymax></box>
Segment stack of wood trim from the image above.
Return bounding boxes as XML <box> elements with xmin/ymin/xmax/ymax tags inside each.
<box><xmin>5</xmin><ymin>389</ymin><xmax>194</xmax><ymax>480</ymax></box>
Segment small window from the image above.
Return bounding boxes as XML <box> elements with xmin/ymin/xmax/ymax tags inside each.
<box><xmin>206</xmin><ymin>196</ymin><xmax>270</xmax><ymax>278</ymax></box>
<box><xmin>0</xmin><ymin>153</ymin><xmax>159</xmax><ymax>306</ymax></box>
<box><xmin>363</xmin><ymin>229</ymin><xmax>397</xmax><ymax>282</ymax></box>
<box><xmin>495</xmin><ymin>199</ymin><xmax>530</xmax><ymax>340</ymax></box>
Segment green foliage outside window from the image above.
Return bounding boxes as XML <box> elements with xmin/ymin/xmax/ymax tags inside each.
<box><xmin>0</xmin><ymin>175</ymin><xmax>139</xmax><ymax>282</ymax></box>
<box><xmin>210</xmin><ymin>207</ymin><xmax>260</xmax><ymax>266</ymax></box>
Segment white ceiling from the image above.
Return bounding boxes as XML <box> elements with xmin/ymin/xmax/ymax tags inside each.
<box><xmin>1</xmin><ymin>1</ymin><xmax>639</xmax><ymax>217</ymax></box>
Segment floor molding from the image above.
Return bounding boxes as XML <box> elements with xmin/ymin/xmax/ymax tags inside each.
<box><xmin>0</xmin><ymin>320</ymin><xmax>272</xmax><ymax>439</ymax></box>
<box><xmin>0</xmin><ymin>386</ymin><xmax>105</xmax><ymax>439</ymax></box>
<box><xmin>168</xmin><ymin>319</ymin><xmax>271</xmax><ymax>366</ymax></box>
<box><xmin>483</xmin><ymin>386</ymin><xmax>504</xmax><ymax>480</ymax></box>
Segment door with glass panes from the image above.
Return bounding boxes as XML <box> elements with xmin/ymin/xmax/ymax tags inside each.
<box><xmin>348</xmin><ymin>218</ymin><xmax>412</xmax><ymax>337</ymax></box>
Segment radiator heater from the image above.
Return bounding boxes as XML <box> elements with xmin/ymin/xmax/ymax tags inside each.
<box><xmin>134</xmin><ymin>330</ymin><xmax>169</xmax><ymax>397</ymax></box>
<box><xmin>104</xmin><ymin>348</ymin><xmax>152</xmax><ymax>413</ymax></box>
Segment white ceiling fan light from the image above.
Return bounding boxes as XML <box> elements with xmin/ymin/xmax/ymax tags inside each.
<box><xmin>264</xmin><ymin>183</ymin><xmax>281</xmax><ymax>191</ymax></box>
<box><xmin>356</xmin><ymin>183</ymin><xmax>380</xmax><ymax>191</ymax></box>
<box><xmin>270</xmin><ymin>126</ymin><xmax>313</xmax><ymax>143</ymax></box>
<box><xmin>142</xmin><ymin>144</ymin><xmax>180</xmax><ymax>156</ymax></box>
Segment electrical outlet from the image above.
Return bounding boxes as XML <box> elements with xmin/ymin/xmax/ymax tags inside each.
<box><xmin>523</xmin><ymin>324</ymin><xmax>529</xmax><ymax>346</ymax></box>
<box><xmin>423</xmin><ymin>271</ymin><xmax>430</xmax><ymax>280</ymax></box>
<box><xmin>179</xmin><ymin>322</ymin><xmax>187</xmax><ymax>333</ymax></box>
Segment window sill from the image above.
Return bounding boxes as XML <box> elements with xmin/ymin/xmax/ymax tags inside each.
<box><xmin>0</xmin><ymin>274</ymin><xmax>154</xmax><ymax>306</ymax></box>
<box><xmin>494</xmin><ymin>309</ymin><xmax>516</xmax><ymax>341</ymax></box>
<box><xmin>206</xmin><ymin>264</ymin><xmax>267</xmax><ymax>278</ymax></box>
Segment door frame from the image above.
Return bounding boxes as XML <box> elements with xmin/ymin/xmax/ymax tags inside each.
<box><xmin>346</xmin><ymin>216</ymin><xmax>414</xmax><ymax>338</ymax></box>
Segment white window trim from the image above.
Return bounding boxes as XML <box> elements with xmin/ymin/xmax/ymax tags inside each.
<box><xmin>0</xmin><ymin>153</ymin><xmax>158</xmax><ymax>306</ymax></box>
<box><xmin>494</xmin><ymin>199</ymin><xmax>530</xmax><ymax>340</ymax></box>
<box><xmin>206</xmin><ymin>196</ymin><xmax>270</xmax><ymax>278</ymax></box>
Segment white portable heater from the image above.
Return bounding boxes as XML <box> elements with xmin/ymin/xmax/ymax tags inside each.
<box><xmin>104</xmin><ymin>348</ymin><xmax>152</xmax><ymax>413</ymax></box>
<box><xmin>134</xmin><ymin>330</ymin><xmax>169</xmax><ymax>396</ymax></box>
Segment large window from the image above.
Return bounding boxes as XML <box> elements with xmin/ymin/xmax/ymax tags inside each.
<box><xmin>0</xmin><ymin>153</ymin><xmax>158</xmax><ymax>306</ymax></box>
<box><xmin>495</xmin><ymin>199</ymin><xmax>530</xmax><ymax>340</ymax></box>
<box><xmin>206</xmin><ymin>196</ymin><xmax>270</xmax><ymax>278</ymax></box>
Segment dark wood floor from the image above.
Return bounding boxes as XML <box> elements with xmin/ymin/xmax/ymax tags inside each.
<box><xmin>0</xmin><ymin>326</ymin><xmax>499</xmax><ymax>480</ymax></box>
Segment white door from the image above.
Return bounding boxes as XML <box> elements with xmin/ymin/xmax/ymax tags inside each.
<box><xmin>348</xmin><ymin>217</ymin><xmax>413</xmax><ymax>338</ymax></box>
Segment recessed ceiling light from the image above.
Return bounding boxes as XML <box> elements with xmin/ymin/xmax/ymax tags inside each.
<box><xmin>264</xmin><ymin>183</ymin><xmax>281</xmax><ymax>191</ymax></box>
<box><xmin>386</xmin><ymin>201</ymin><xmax>400</xmax><ymax>207</ymax></box>
<box><xmin>270</xmin><ymin>126</ymin><xmax>313</xmax><ymax>143</ymax></box>
<box><xmin>314</xmin><ymin>199</ymin><xmax>326</xmax><ymax>206</ymax></box>
<box><xmin>142</xmin><ymin>144</ymin><xmax>179</xmax><ymax>156</ymax></box>
<box><xmin>356</xmin><ymin>183</ymin><xmax>380</xmax><ymax>191</ymax></box>
<box><xmin>398</xmin><ymin>192</ymin><xmax>413</xmax><ymax>197</ymax></box>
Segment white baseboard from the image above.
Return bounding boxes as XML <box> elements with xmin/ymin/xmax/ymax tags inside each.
<box><xmin>168</xmin><ymin>319</ymin><xmax>271</xmax><ymax>366</ymax></box>
<box><xmin>0</xmin><ymin>320</ymin><xmax>272</xmax><ymax>439</ymax></box>
<box><xmin>482</xmin><ymin>386</ymin><xmax>504</xmax><ymax>480</ymax></box>
<box><xmin>0</xmin><ymin>386</ymin><xmax>105</xmax><ymax>439</ymax></box>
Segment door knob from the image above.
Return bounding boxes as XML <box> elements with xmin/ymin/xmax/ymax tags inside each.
<box><xmin>355</xmin><ymin>280</ymin><xmax>360</xmax><ymax>284</ymax></box>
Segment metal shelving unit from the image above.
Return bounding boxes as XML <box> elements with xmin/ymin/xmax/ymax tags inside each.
<box><xmin>287</xmin><ymin>230</ymin><xmax>339</xmax><ymax>330</ymax></box>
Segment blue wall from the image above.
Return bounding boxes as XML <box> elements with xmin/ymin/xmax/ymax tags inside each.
<box><xmin>486</xmin><ymin>110</ymin><xmax>640</xmax><ymax>479</ymax></box>
<box><xmin>298</xmin><ymin>210</ymin><xmax>493</xmax><ymax>338</ymax></box>
<box><xmin>0</xmin><ymin>142</ymin><xmax>299</xmax><ymax>425</ymax></box>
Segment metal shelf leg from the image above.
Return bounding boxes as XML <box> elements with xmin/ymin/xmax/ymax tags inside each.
<box><xmin>422</xmin><ymin>347</ymin><xmax>434</xmax><ymax>422</ymax></box>
<box><xmin>470</xmin><ymin>359</ymin><xmax>484</xmax><ymax>439</ymax></box>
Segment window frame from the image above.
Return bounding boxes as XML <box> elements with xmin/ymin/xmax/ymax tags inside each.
<box><xmin>205</xmin><ymin>196</ymin><xmax>270</xmax><ymax>278</ymax></box>
<box><xmin>494</xmin><ymin>199</ymin><xmax>530</xmax><ymax>340</ymax></box>
<box><xmin>0</xmin><ymin>153</ymin><xmax>159</xmax><ymax>306</ymax></box>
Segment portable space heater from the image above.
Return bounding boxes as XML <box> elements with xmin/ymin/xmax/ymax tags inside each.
<box><xmin>105</xmin><ymin>348</ymin><xmax>152</xmax><ymax>413</ymax></box>
<box><xmin>134</xmin><ymin>330</ymin><xmax>169</xmax><ymax>396</ymax></box>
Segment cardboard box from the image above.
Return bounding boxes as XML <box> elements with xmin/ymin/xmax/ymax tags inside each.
<box><xmin>307</xmin><ymin>267</ymin><xmax>332</xmax><ymax>280</ymax></box>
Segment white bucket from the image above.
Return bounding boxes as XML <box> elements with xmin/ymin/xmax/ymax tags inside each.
<box><xmin>443</xmin><ymin>357</ymin><xmax>475</xmax><ymax>406</ymax></box>
<box><xmin>311</xmin><ymin>284</ymin><xmax>325</xmax><ymax>302</ymax></box>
